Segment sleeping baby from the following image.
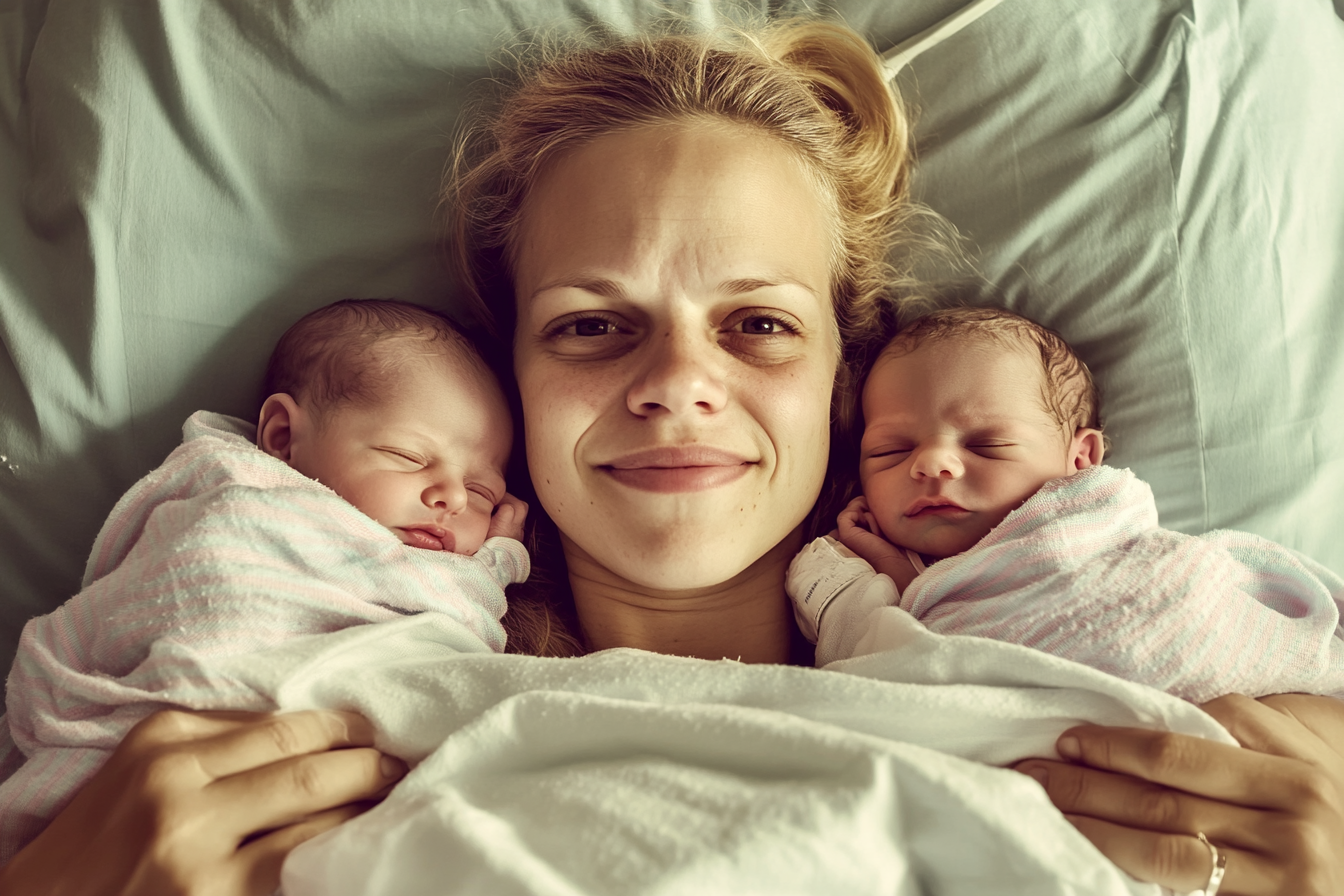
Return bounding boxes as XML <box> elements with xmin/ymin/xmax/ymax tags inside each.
<box><xmin>789</xmin><ymin>305</ymin><xmax>1344</xmax><ymax>700</ymax></box>
<box><xmin>0</xmin><ymin>298</ymin><xmax>528</xmax><ymax>861</ymax></box>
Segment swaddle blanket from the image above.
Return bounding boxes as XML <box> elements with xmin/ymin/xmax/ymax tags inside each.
<box><xmin>790</xmin><ymin>465</ymin><xmax>1344</xmax><ymax>697</ymax></box>
<box><xmin>164</xmin><ymin>611</ymin><xmax>1234</xmax><ymax>896</ymax></box>
<box><xmin>0</xmin><ymin>411</ymin><xmax>528</xmax><ymax>861</ymax></box>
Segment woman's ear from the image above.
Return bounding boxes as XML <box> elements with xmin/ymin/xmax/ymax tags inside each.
<box><xmin>1067</xmin><ymin>427</ymin><xmax>1105</xmax><ymax>472</ymax></box>
<box><xmin>257</xmin><ymin>393</ymin><xmax>302</xmax><ymax>462</ymax></box>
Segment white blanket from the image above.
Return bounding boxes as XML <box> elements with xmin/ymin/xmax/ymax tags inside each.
<box><xmin>190</xmin><ymin>612</ymin><xmax>1236</xmax><ymax>895</ymax></box>
<box><xmin>791</xmin><ymin>466</ymin><xmax>1344</xmax><ymax>700</ymax></box>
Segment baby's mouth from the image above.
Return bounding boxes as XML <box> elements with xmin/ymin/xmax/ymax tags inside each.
<box><xmin>904</xmin><ymin>497</ymin><xmax>969</xmax><ymax>518</ymax></box>
<box><xmin>398</xmin><ymin>526</ymin><xmax>455</xmax><ymax>552</ymax></box>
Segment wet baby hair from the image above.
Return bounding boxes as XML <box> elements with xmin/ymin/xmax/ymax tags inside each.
<box><xmin>876</xmin><ymin>305</ymin><xmax>1104</xmax><ymax>436</ymax></box>
<box><xmin>261</xmin><ymin>298</ymin><xmax>487</xmax><ymax>420</ymax></box>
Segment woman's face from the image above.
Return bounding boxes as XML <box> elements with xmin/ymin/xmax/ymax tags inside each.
<box><xmin>513</xmin><ymin>123</ymin><xmax>839</xmax><ymax>591</ymax></box>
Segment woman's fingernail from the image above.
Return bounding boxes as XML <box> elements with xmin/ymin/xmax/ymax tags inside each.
<box><xmin>1057</xmin><ymin>736</ymin><xmax>1080</xmax><ymax>760</ymax></box>
<box><xmin>1021</xmin><ymin>765</ymin><xmax>1049</xmax><ymax>787</ymax></box>
<box><xmin>380</xmin><ymin>755</ymin><xmax>407</xmax><ymax>779</ymax></box>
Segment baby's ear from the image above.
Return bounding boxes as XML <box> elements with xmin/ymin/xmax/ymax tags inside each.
<box><xmin>1067</xmin><ymin>427</ymin><xmax>1105</xmax><ymax>472</ymax></box>
<box><xmin>256</xmin><ymin>393</ymin><xmax>302</xmax><ymax>462</ymax></box>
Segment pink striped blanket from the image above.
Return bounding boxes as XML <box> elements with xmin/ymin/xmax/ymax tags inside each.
<box><xmin>789</xmin><ymin>465</ymin><xmax>1344</xmax><ymax>699</ymax></box>
<box><xmin>0</xmin><ymin>411</ymin><xmax>528</xmax><ymax>861</ymax></box>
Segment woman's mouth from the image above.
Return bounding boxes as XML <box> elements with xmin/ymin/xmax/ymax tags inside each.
<box><xmin>599</xmin><ymin>446</ymin><xmax>754</xmax><ymax>494</ymax></box>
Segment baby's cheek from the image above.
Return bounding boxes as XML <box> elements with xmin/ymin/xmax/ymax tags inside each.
<box><xmin>861</xmin><ymin>476</ymin><xmax>902</xmax><ymax>527</ymax></box>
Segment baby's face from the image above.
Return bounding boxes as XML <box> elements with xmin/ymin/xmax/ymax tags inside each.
<box><xmin>859</xmin><ymin>338</ymin><xmax>1082</xmax><ymax>559</ymax></box>
<box><xmin>290</xmin><ymin>358</ymin><xmax>512</xmax><ymax>555</ymax></box>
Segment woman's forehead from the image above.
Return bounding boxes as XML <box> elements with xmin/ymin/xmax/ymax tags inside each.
<box><xmin>512</xmin><ymin>123</ymin><xmax>835</xmax><ymax>309</ymax></box>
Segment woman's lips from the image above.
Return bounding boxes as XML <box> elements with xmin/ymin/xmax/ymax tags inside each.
<box><xmin>397</xmin><ymin>526</ymin><xmax>455</xmax><ymax>552</ymax></box>
<box><xmin>599</xmin><ymin>446</ymin><xmax>754</xmax><ymax>494</ymax></box>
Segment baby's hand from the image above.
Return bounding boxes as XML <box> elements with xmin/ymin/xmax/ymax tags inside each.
<box><xmin>836</xmin><ymin>496</ymin><xmax>919</xmax><ymax>594</ymax></box>
<box><xmin>486</xmin><ymin>493</ymin><xmax>528</xmax><ymax>542</ymax></box>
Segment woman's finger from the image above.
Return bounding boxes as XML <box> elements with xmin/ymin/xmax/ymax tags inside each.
<box><xmin>1015</xmin><ymin>758</ymin><xmax>1267</xmax><ymax>849</ymax></box>
<box><xmin>237</xmin><ymin>802</ymin><xmax>372</xmax><ymax>896</ymax></box>
<box><xmin>184</xmin><ymin>709</ymin><xmax>378</xmax><ymax>780</ymax></box>
<box><xmin>1055</xmin><ymin>724</ymin><xmax>1303</xmax><ymax>811</ymax></box>
<box><xmin>1202</xmin><ymin>693</ymin><xmax>1339</xmax><ymax>764</ymax></box>
<box><xmin>1065</xmin><ymin>814</ymin><xmax>1264</xmax><ymax>895</ymax></box>
<box><xmin>1030</xmin><ymin>699</ymin><xmax>1344</xmax><ymax>896</ymax></box>
<box><xmin>208</xmin><ymin>746</ymin><xmax>406</xmax><ymax>836</ymax></box>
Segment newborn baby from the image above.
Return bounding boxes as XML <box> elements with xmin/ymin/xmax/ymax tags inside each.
<box><xmin>789</xmin><ymin>305</ymin><xmax>1344</xmax><ymax>703</ymax></box>
<box><xmin>0</xmin><ymin>298</ymin><xmax>528</xmax><ymax>861</ymax></box>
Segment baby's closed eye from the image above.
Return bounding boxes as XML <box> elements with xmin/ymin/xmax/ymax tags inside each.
<box><xmin>966</xmin><ymin>442</ymin><xmax>1016</xmax><ymax>457</ymax></box>
<box><xmin>376</xmin><ymin>447</ymin><xmax>426</xmax><ymax>466</ymax></box>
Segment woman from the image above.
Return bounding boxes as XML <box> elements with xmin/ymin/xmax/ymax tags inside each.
<box><xmin>3</xmin><ymin>17</ymin><xmax>1341</xmax><ymax>896</ymax></box>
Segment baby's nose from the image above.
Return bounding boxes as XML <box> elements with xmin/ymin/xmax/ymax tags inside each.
<box><xmin>426</xmin><ymin>478</ymin><xmax>469</xmax><ymax>512</ymax></box>
<box><xmin>911</xmin><ymin>445</ymin><xmax>963</xmax><ymax>479</ymax></box>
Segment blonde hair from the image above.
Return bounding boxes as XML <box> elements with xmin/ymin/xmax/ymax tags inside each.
<box><xmin>878</xmin><ymin>306</ymin><xmax>1104</xmax><ymax>434</ymax></box>
<box><xmin>444</xmin><ymin>17</ymin><xmax>934</xmax><ymax>657</ymax></box>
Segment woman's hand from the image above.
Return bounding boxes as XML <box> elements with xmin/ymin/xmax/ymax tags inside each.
<box><xmin>835</xmin><ymin>496</ymin><xmax>919</xmax><ymax>593</ymax></box>
<box><xmin>1015</xmin><ymin>693</ymin><xmax>1344</xmax><ymax>895</ymax></box>
<box><xmin>0</xmin><ymin>708</ymin><xmax>407</xmax><ymax>896</ymax></box>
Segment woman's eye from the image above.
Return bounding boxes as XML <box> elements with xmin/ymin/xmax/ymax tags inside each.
<box><xmin>572</xmin><ymin>318</ymin><xmax>616</xmax><ymax>337</ymax></box>
<box><xmin>740</xmin><ymin>317</ymin><xmax>783</xmax><ymax>335</ymax></box>
<box><xmin>731</xmin><ymin>314</ymin><xmax>796</xmax><ymax>336</ymax></box>
<box><xmin>540</xmin><ymin>312</ymin><xmax>635</xmax><ymax>358</ymax></box>
<box><xmin>546</xmin><ymin>314</ymin><xmax>623</xmax><ymax>339</ymax></box>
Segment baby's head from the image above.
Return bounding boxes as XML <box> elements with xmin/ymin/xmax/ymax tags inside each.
<box><xmin>859</xmin><ymin>306</ymin><xmax>1105</xmax><ymax>560</ymax></box>
<box><xmin>257</xmin><ymin>299</ymin><xmax>512</xmax><ymax>555</ymax></box>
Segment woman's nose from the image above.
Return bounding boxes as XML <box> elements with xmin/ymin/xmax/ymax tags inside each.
<box><xmin>423</xmin><ymin>477</ymin><xmax>469</xmax><ymax>514</ymax></box>
<box><xmin>909</xmin><ymin>444</ymin><xmax>964</xmax><ymax>480</ymax></box>
<box><xmin>626</xmin><ymin>327</ymin><xmax>728</xmax><ymax>417</ymax></box>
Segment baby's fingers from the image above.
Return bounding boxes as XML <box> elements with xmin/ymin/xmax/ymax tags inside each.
<box><xmin>487</xmin><ymin>493</ymin><xmax>528</xmax><ymax>540</ymax></box>
<box><xmin>500</xmin><ymin>493</ymin><xmax>528</xmax><ymax>527</ymax></box>
<box><xmin>839</xmin><ymin>495</ymin><xmax>870</xmax><ymax>517</ymax></box>
<box><xmin>837</xmin><ymin>502</ymin><xmax>873</xmax><ymax>536</ymax></box>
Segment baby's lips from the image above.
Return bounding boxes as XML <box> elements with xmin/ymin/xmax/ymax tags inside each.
<box><xmin>399</xmin><ymin>526</ymin><xmax>455</xmax><ymax>552</ymax></box>
<box><xmin>904</xmin><ymin>496</ymin><xmax>967</xmax><ymax>517</ymax></box>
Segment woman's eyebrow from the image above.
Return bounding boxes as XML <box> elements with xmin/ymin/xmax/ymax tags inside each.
<box><xmin>721</xmin><ymin>276</ymin><xmax>818</xmax><ymax>297</ymax></box>
<box><xmin>529</xmin><ymin>276</ymin><xmax>629</xmax><ymax>301</ymax></box>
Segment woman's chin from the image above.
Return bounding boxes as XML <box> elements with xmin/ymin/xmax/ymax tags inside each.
<box><xmin>563</xmin><ymin>521</ymin><xmax>791</xmax><ymax>594</ymax></box>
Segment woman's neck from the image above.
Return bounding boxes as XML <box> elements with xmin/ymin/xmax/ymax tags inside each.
<box><xmin>561</xmin><ymin>527</ymin><xmax>807</xmax><ymax>665</ymax></box>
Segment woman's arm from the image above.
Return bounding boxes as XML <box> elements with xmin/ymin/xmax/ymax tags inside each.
<box><xmin>1016</xmin><ymin>693</ymin><xmax>1344</xmax><ymax>895</ymax></box>
<box><xmin>0</xmin><ymin>708</ymin><xmax>406</xmax><ymax>896</ymax></box>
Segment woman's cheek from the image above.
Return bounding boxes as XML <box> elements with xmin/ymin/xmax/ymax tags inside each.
<box><xmin>767</xmin><ymin>358</ymin><xmax>835</xmax><ymax>482</ymax></box>
<box><xmin>518</xmin><ymin>366</ymin><xmax>596</xmax><ymax>516</ymax></box>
